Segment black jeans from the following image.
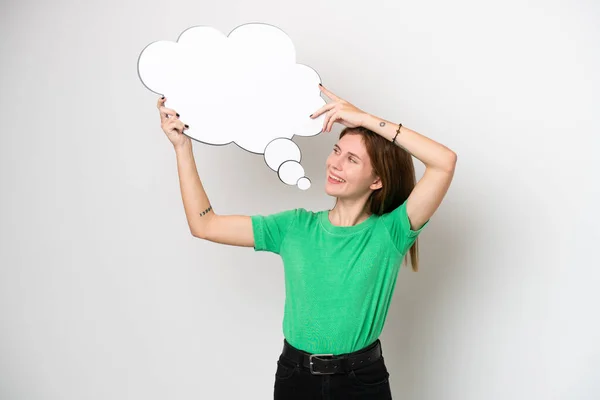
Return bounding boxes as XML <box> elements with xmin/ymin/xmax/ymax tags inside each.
<box><xmin>274</xmin><ymin>339</ymin><xmax>392</xmax><ymax>399</ymax></box>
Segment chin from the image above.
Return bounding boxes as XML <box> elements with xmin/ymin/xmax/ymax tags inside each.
<box><xmin>324</xmin><ymin>182</ymin><xmax>336</xmax><ymax>196</ymax></box>
<box><xmin>324</xmin><ymin>182</ymin><xmax>345</xmax><ymax>197</ymax></box>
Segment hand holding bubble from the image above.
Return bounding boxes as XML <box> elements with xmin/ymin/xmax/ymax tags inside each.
<box><xmin>156</xmin><ymin>96</ymin><xmax>191</xmax><ymax>149</ymax></box>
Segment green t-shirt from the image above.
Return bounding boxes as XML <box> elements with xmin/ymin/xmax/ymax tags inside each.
<box><xmin>251</xmin><ymin>200</ymin><xmax>428</xmax><ymax>355</ymax></box>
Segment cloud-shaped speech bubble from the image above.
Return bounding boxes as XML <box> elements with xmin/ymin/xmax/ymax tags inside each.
<box><xmin>137</xmin><ymin>23</ymin><xmax>327</xmax><ymax>190</ymax></box>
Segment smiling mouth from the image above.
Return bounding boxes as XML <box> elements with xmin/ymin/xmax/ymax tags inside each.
<box><xmin>328</xmin><ymin>174</ymin><xmax>346</xmax><ymax>183</ymax></box>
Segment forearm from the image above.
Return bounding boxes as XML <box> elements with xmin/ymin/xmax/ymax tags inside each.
<box><xmin>361</xmin><ymin>114</ymin><xmax>456</xmax><ymax>172</ymax></box>
<box><xmin>174</xmin><ymin>142</ymin><xmax>214</xmax><ymax>236</ymax></box>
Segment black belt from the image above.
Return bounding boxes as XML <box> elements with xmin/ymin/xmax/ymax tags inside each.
<box><xmin>280</xmin><ymin>338</ymin><xmax>382</xmax><ymax>375</ymax></box>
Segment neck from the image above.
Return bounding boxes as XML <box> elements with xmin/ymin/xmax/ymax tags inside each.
<box><xmin>329</xmin><ymin>197</ymin><xmax>371</xmax><ymax>227</ymax></box>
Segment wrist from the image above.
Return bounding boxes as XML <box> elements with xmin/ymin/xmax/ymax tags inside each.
<box><xmin>174</xmin><ymin>140</ymin><xmax>192</xmax><ymax>154</ymax></box>
<box><xmin>360</xmin><ymin>113</ymin><xmax>378</xmax><ymax>129</ymax></box>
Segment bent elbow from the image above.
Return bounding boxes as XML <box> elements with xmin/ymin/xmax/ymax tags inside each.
<box><xmin>442</xmin><ymin>151</ymin><xmax>457</xmax><ymax>173</ymax></box>
<box><xmin>191</xmin><ymin>228</ymin><xmax>205</xmax><ymax>239</ymax></box>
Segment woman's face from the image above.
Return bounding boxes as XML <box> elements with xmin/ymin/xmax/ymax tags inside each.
<box><xmin>324</xmin><ymin>134</ymin><xmax>380</xmax><ymax>199</ymax></box>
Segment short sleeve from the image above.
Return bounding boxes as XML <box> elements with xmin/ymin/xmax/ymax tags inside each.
<box><xmin>380</xmin><ymin>200</ymin><xmax>429</xmax><ymax>255</ymax></box>
<box><xmin>251</xmin><ymin>208</ymin><xmax>299</xmax><ymax>254</ymax></box>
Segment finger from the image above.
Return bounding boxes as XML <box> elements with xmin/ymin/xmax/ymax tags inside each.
<box><xmin>164</xmin><ymin>118</ymin><xmax>178</xmax><ymax>133</ymax></box>
<box><xmin>310</xmin><ymin>102</ymin><xmax>336</xmax><ymax>119</ymax></box>
<box><xmin>326</xmin><ymin>112</ymin><xmax>340</xmax><ymax>132</ymax></box>
<box><xmin>157</xmin><ymin>97</ymin><xmax>167</xmax><ymax>114</ymax></box>
<box><xmin>164</xmin><ymin>116</ymin><xmax>188</xmax><ymax>131</ymax></box>
<box><xmin>160</xmin><ymin>106</ymin><xmax>180</xmax><ymax>120</ymax></box>
<box><xmin>322</xmin><ymin>111</ymin><xmax>333</xmax><ymax>133</ymax></box>
<box><xmin>319</xmin><ymin>84</ymin><xmax>342</xmax><ymax>102</ymax></box>
<box><xmin>157</xmin><ymin>97</ymin><xmax>168</xmax><ymax>121</ymax></box>
<box><xmin>171</xmin><ymin>119</ymin><xmax>189</xmax><ymax>134</ymax></box>
<box><xmin>174</xmin><ymin>119</ymin><xmax>184</xmax><ymax>134</ymax></box>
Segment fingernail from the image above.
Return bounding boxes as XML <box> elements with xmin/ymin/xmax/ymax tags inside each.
<box><xmin>309</xmin><ymin>114</ymin><xmax>313</xmax><ymax>117</ymax></box>
<box><xmin>176</xmin><ymin>113</ymin><xmax>180</xmax><ymax>117</ymax></box>
<box><xmin>161</xmin><ymin>96</ymin><xmax>165</xmax><ymax>99</ymax></box>
<box><xmin>185</xmin><ymin>124</ymin><xmax>189</xmax><ymax>128</ymax></box>
<box><xmin>319</xmin><ymin>83</ymin><xmax>322</xmax><ymax>86</ymax></box>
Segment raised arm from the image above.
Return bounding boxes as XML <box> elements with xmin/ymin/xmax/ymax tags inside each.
<box><xmin>157</xmin><ymin>96</ymin><xmax>254</xmax><ymax>247</ymax></box>
<box><xmin>310</xmin><ymin>84</ymin><xmax>457</xmax><ymax>231</ymax></box>
<box><xmin>361</xmin><ymin>115</ymin><xmax>457</xmax><ymax>230</ymax></box>
<box><xmin>174</xmin><ymin>143</ymin><xmax>254</xmax><ymax>246</ymax></box>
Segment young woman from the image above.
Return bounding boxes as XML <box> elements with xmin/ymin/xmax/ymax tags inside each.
<box><xmin>156</xmin><ymin>84</ymin><xmax>456</xmax><ymax>399</ymax></box>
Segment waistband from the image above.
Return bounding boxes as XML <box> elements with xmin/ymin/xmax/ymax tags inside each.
<box><xmin>280</xmin><ymin>338</ymin><xmax>383</xmax><ymax>375</ymax></box>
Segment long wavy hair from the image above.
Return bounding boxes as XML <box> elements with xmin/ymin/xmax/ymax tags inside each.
<box><xmin>337</xmin><ymin>126</ymin><xmax>420</xmax><ymax>272</ymax></box>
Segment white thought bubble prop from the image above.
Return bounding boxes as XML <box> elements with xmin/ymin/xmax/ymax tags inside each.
<box><xmin>137</xmin><ymin>23</ymin><xmax>327</xmax><ymax>190</ymax></box>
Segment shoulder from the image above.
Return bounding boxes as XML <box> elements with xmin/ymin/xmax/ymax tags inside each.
<box><xmin>378</xmin><ymin>199</ymin><xmax>429</xmax><ymax>237</ymax></box>
<box><xmin>288</xmin><ymin>207</ymin><xmax>323</xmax><ymax>227</ymax></box>
<box><xmin>293</xmin><ymin>207</ymin><xmax>321</xmax><ymax>220</ymax></box>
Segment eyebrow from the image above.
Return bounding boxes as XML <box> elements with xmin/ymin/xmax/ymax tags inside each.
<box><xmin>334</xmin><ymin>144</ymin><xmax>362</xmax><ymax>160</ymax></box>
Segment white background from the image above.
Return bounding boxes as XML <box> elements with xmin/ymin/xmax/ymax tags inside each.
<box><xmin>1</xmin><ymin>0</ymin><xmax>598</xmax><ymax>399</ymax></box>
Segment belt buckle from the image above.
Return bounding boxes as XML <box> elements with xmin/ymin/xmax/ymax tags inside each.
<box><xmin>309</xmin><ymin>353</ymin><xmax>335</xmax><ymax>375</ymax></box>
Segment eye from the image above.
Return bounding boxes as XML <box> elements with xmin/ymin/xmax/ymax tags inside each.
<box><xmin>350</xmin><ymin>158</ymin><xmax>357</xmax><ymax>163</ymax></box>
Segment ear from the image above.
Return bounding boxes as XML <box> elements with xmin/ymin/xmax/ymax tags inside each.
<box><xmin>369</xmin><ymin>177</ymin><xmax>382</xmax><ymax>191</ymax></box>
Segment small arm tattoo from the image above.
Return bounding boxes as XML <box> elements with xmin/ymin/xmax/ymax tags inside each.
<box><xmin>200</xmin><ymin>205</ymin><xmax>212</xmax><ymax>216</ymax></box>
<box><xmin>379</xmin><ymin>122</ymin><xmax>386</xmax><ymax>127</ymax></box>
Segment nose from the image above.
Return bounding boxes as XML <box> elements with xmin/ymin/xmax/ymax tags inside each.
<box><xmin>331</xmin><ymin>157</ymin><xmax>343</xmax><ymax>171</ymax></box>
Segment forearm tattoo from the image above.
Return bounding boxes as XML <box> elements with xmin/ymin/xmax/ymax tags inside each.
<box><xmin>379</xmin><ymin>122</ymin><xmax>386</xmax><ymax>127</ymax></box>
<box><xmin>200</xmin><ymin>205</ymin><xmax>212</xmax><ymax>217</ymax></box>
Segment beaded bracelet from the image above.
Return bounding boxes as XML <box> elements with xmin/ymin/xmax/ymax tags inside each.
<box><xmin>392</xmin><ymin>123</ymin><xmax>403</xmax><ymax>144</ymax></box>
